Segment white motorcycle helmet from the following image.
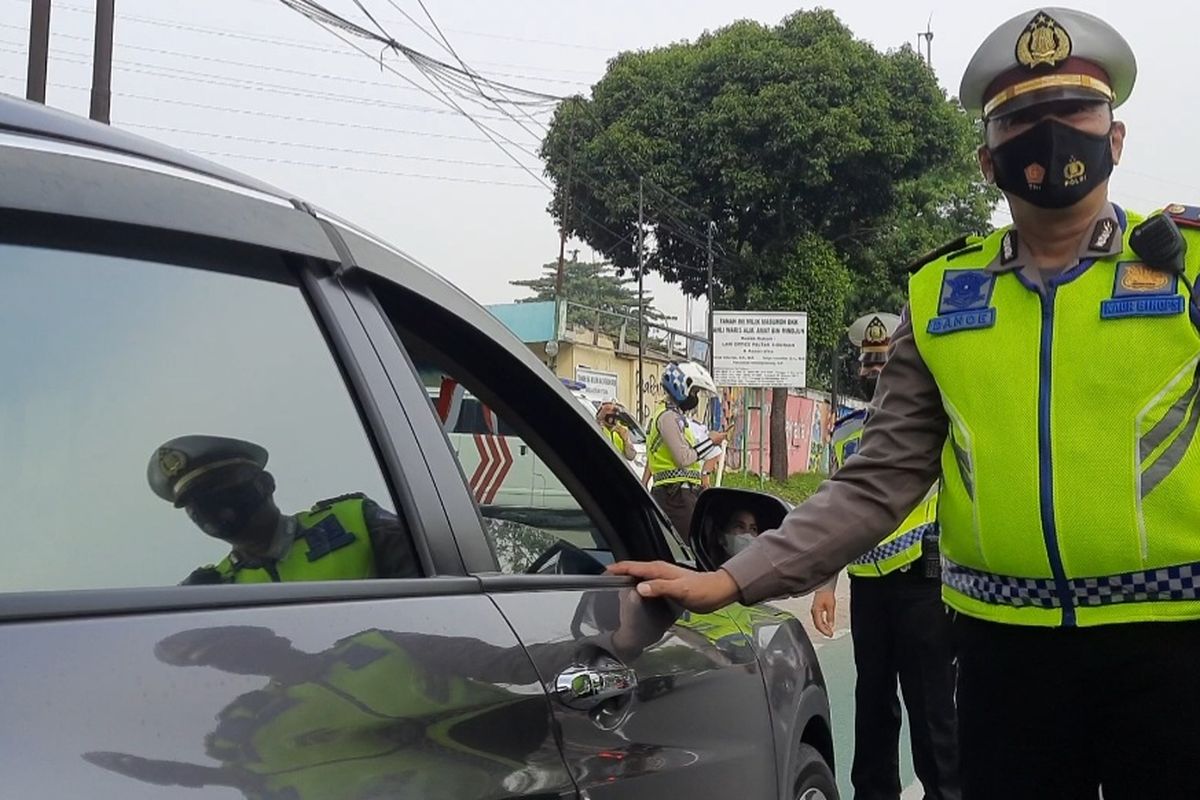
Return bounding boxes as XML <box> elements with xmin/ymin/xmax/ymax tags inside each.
<box><xmin>662</xmin><ymin>361</ymin><xmax>718</xmax><ymax>407</ymax></box>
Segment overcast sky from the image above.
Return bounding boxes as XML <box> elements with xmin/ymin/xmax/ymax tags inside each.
<box><xmin>0</xmin><ymin>0</ymin><xmax>1187</xmax><ymax>327</ymax></box>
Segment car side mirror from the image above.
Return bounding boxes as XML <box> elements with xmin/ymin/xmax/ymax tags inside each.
<box><xmin>689</xmin><ymin>487</ymin><xmax>793</xmax><ymax>571</ymax></box>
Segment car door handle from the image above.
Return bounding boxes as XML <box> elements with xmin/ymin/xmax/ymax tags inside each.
<box><xmin>554</xmin><ymin>662</ymin><xmax>638</xmax><ymax>710</ymax></box>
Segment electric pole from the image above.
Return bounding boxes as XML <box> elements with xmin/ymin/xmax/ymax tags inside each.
<box><xmin>26</xmin><ymin>0</ymin><xmax>51</xmax><ymax>103</ymax></box>
<box><xmin>637</xmin><ymin>176</ymin><xmax>645</xmax><ymax>423</ymax></box>
<box><xmin>707</xmin><ymin>220</ymin><xmax>715</xmax><ymax>375</ymax></box>
<box><xmin>918</xmin><ymin>16</ymin><xmax>933</xmax><ymax>68</ymax></box>
<box><xmin>554</xmin><ymin>116</ymin><xmax>576</xmax><ymax>309</ymax></box>
<box><xmin>89</xmin><ymin>0</ymin><xmax>115</xmax><ymax>124</ymax></box>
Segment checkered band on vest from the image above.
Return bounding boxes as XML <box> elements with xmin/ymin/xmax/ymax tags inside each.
<box><xmin>943</xmin><ymin>559</ymin><xmax>1200</xmax><ymax>608</ymax></box>
<box><xmin>652</xmin><ymin>468</ymin><xmax>703</xmax><ymax>482</ymax></box>
<box><xmin>850</xmin><ymin>525</ymin><xmax>930</xmax><ymax>567</ymax></box>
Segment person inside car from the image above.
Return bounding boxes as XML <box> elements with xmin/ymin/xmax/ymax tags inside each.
<box><xmin>148</xmin><ymin>435</ymin><xmax>419</xmax><ymax>584</ymax></box>
<box><xmin>720</xmin><ymin>508</ymin><xmax>759</xmax><ymax>557</ymax></box>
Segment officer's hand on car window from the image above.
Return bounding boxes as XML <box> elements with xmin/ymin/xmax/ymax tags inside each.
<box><xmin>607</xmin><ymin>561</ymin><xmax>739</xmax><ymax>613</ymax></box>
<box><xmin>810</xmin><ymin>590</ymin><xmax>836</xmax><ymax>638</ymax></box>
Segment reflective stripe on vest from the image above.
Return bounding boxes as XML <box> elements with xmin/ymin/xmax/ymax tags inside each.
<box><xmin>647</xmin><ymin>403</ymin><xmax>701</xmax><ymax>486</ymax></box>
<box><xmin>833</xmin><ymin>415</ymin><xmax>935</xmax><ymax>577</ymax></box>
<box><xmin>215</xmin><ymin>498</ymin><xmax>377</xmax><ymax>583</ymax></box>
<box><xmin>910</xmin><ymin>208</ymin><xmax>1200</xmax><ymax>627</ymax></box>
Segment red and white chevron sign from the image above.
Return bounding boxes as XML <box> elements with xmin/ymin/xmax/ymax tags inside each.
<box><xmin>468</xmin><ymin>433</ymin><xmax>514</xmax><ymax>504</ymax></box>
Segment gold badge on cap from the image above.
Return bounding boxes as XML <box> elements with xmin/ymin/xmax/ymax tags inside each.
<box><xmin>1016</xmin><ymin>12</ymin><xmax>1072</xmax><ymax>69</ymax></box>
<box><xmin>864</xmin><ymin>316</ymin><xmax>889</xmax><ymax>345</ymax></box>
<box><xmin>158</xmin><ymin>448</ymin><xmax>187</xmax><ymax>478</ymax></box>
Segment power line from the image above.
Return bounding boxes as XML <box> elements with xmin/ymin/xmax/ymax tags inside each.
<box><xmin>124</xmin><ymin>123</ymin><xmax>525</xmax><ymax>169</ymax></box>
<box><xmin>188</xmin><ymin>149</ymin><xmax>543</xmax><ymax>187</ymax></box>
<box><xmin>0</xmin><ymin>74</ymin><xmax>511</xmax><ymax>144</ymax></box>
<box><xmin>0</xmin><ymin>42</ymin><xmax>549</xmax><ymax>129</ymax></box>
<box><xmin>25</xmin><ymin>1</ymin><xmax>590</xmax><ymax>87</ymax></box>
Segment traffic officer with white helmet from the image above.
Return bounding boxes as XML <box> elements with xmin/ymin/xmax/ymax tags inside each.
<box><xmin>612</xmin><ymin>8</ymin><xmax>1200</xmax><ymax>796</ymax></box>
<box><xmin>646</xmin><ymin>361</ymin><xmax>727</xmax><ymax>541</ymax></box>
<box><xmin>812</xmin><ymin>313</ymin><xmax>958</xmax><ymax>800</ymax></box>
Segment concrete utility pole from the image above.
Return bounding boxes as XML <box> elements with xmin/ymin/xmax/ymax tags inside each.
<box><xmin>26</xmin><ymin>0</ymin><xmax>51</xmax><ymax>103</ymax></box>
<box><xmin>637</xmin><ymin>176</ymin><xmax>645</xmax><ymax>423</ymax></box>
<box><xmin>89</xmin><ymin>0</ymin><xmax>115</xmax><ymax>123</ymax></box>
<box><xmin>918</xmin><ymin>16</ymin><xmax>934</xmax><ymax>67</ymax></box>
<box><xmin>707</xmin><ymin>220</ymin><xmax>716</xmax><ymax>375</ymax></box>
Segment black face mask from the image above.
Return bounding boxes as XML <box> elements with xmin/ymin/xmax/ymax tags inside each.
<box><xmin>186</xmin><ymin>482</ymin><xmax>271</xmax><ymax>545</ymax></box>
<box><xmin>989</xmin><ymin>118</ymin><xmax>1114</xmax><ymax>209</ymax></box>
<box><xmin>679</xmin><ymin>392</ymin><xmax>700</xmax><ymax>412</ymax></box>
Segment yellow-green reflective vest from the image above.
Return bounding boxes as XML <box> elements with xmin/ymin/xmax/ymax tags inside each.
<box><xmin>604</xmin><ymin>427</ymin><xmax>625</xmax><ymax>452</ymax></box>
<box><xmin>206</xmin><ymin>629</ymin><xmax>525</xmax><ymax>799</ymax></box>
<box><xmin>213</xmin><ymin>497</ymin><xmax>377</xmax><ymax>583</ymax></box>
<box><xmin>646</xmin><ymin>402</ymin><xmax>702</xmax><ymax>486</ymax></box>
<box><xmin>910</xmin><ymin>207</ymin><xmax>1200</xmax><ymax>627</ymax></box>
<box><xmin>832</xmin><ymin>413</ymin><xmax>937</xmax><ymax>577</ymax></box>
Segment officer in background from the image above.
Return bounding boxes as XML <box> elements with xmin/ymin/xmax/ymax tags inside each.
<box><xmin>646</xmin><ymin>362</ymin><xmax>727</xmax><ymax>540</ymax></box>
<box><xmin>613</xmin><ymin>9</ymin><xmax>1200</xmax><ymax>796</ymax></box>
<box><xmin>597</xmin><ymin>400</ymin><xmax>636</xmax><ymax>461</ymax></box>
<box><xmin>149</xmin><ymin>435</ymin><xmax>419</xmax><ymax>584</ymax></box>
<box><xmin>811</xmin><ymin>313</ymin><xmax>958</xmax><ymax>800</ymax></box>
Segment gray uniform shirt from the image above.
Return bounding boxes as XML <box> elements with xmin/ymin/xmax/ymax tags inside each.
<box><xmin>724</xmin><ymin>203</ymin><xmax>1125</xmax><ymax>605</ymax></box>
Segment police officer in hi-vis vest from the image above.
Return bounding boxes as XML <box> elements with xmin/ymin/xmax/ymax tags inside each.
<box><xmin>149</xmin><ymin>435</ymin><xmax>419</xmax><ymax>584</ymax></box>
<box><xmin>613</xmin><ymin>8</ymin><xmax>1200</xmax><ymax>796</ymax></box>
<box><xmin>812</xmin><ymin>313</ymin><xmax>958</xmax><ymax>800</ymax></box>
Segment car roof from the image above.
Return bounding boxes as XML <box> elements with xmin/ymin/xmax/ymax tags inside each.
<box><xmin>0</xmin><ymin>92</ymin><xmax>583</xmax><ymax>413</ymax></box>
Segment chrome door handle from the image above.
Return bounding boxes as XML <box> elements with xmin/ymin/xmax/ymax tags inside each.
<box><xmin>555</xmin><ymin>662</ymin><xmax>638</xmax><ymax>710</ymax></box>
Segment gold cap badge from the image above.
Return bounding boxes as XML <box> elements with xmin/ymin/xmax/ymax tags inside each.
<box><xmin>158</xmin><ymin>448</ymin><xmax>187</xmax><ymax>478</ymax></box>
<box><xmin>1016</xmin><ymin>12</ymin><xmax>1072</xmax><ymax>70</ymax></box>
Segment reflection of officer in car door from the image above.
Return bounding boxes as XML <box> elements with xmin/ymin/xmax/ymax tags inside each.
<box><xmin>148</xmin><ymin>435</ymin><xmax>419</xmax><ymax>584</ymax></box>
<box><xmin>84</xmin><ymin>590</ymin><xmax>678</xmax><ymax>799</ymax></box>
<box><xmin>646</xmin><ymin>362</ymin><xmax>726</xmax><ymax>540</ymax></box>
<box><xmin>811</xmin><ymin>314</ymin><xmax>959</xmax><ymax>800</ymax></box>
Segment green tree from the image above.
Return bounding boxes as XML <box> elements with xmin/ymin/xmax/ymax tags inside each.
<box><xmin>512</xmin><ymin>258</ymin><xmax>667</xmax><ymax>340</ymax></box>
<box><xmin>541</xmin><ymin>10</ymin><xmax>996</xmax><ymax>478</ymax></box>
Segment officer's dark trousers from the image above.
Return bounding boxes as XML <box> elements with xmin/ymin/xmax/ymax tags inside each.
<box><xmin>850</xmin><ymin>570</ymin><xmax>960</xmax><ymax>800</ymax></box>
<box><xmin>955</xmin><ymin>615</ymin><xmax>1200</xmax><ymax>799</ymax></box>
<box><xmin>650</xmin><ymin>483</ymin><xmax>699</xmax><ymax>542</ymax></box>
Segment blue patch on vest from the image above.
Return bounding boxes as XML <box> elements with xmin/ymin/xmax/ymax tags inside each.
<box><xmin>1100</xmin><ymin>296</ymin><xmax>1186</xmax><ymax>319</ymax></box>
<box><xmin>1100</xmin><ymin>262</ymin><xmax>1185</xmax><ymax>319</ymax></box>
<box><xmin>842</xmin><ymin>440</ymin><xmax>860</xmax><ymax>458</ymax></box>
<box><xmin>302</xmin><ymin>515</ymin><xmax>357</xmax><ymax>562</ymax></box>
<box><xmin>927</xmin><ymin>308</ymin><xmax>997</xmax><ymax>335</ymax></box>
<box><xmin>938</xmin><ymin>270</ymin><xmax>995</xmax><ymax>314</ymax></box>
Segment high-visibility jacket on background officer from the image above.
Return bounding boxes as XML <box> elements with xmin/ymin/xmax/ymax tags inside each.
<box><xmin>610</xmin><ymin>7</ymin><xmax>1200</xmax><ymax>797</ymax></box>
<box><xmin>646</xmin><ymin>361</ymin><xmax>726</xmax><ymax>541</ymax></box>
<box><xmin>147</xmin><ymin>435</ymin><xmax>418</xmax><ymax>584</ymax></box>
<box><xmin>813</xmin><ymin>313</ymin><xmax>960</xmax><ymax>800</ymax></box>
<box><xmin>831</xmin><ymin>406</ymin><xmax>938</xmax><ymax>577</ymax></box>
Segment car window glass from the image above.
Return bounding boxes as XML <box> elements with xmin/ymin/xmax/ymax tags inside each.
<box><xmin>0</xmin><ymin>244</ymin><xmax>413</xmax><ymax>592</ymax></box>
<box><xmin>405</xmin><ymin>350</ymin><xmax>615</xmax><ymax>576</ymax></box>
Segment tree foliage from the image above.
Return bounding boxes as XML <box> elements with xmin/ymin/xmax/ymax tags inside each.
<box><xmin>541</xmin><ymin>9</ymin><xmax>997</xmax><ymax>367</ymax></box>
<box><xmin>512</xmin><ymin>259</ymin><xmax>666</xmax><ymax>339</ymax></box>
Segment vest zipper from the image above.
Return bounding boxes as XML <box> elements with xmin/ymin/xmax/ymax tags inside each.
<box><xmin>1038</xmin><ymin>286</ymin><xmax>1075</xmax><ymax>625</ymax></box>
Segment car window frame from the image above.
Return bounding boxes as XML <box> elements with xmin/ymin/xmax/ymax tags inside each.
<box><xmin>0</xmin><ymin>207</ymin><xmax>471</xmax><ymax>619</ymax></box>
<box><xmin>356</xmin><ymin>267</ymin><xmax>690</xmax><ymax>577</ymax></box>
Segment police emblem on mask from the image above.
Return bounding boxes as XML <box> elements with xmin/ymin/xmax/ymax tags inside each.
<box><xmin>158</xmin><ymin>448</ymin><xmax>187</xmax><ymax>478</ymax></box>
<box><xmin>1016</xmin><ymin>12</ymin><xmax>1072</xmax><ymax>69</ymax></box>
<box><xmin>1063</xmin><ymin>158</ymin><xmax>1087</xmax><ymax>186</ymax></box>
<box><xmin>1024</xmin><ymin>163</ymin><xmax>1046</xmax><ymax>188</ymax></box>
<box><xmin>929</xmin><ymin>270</ymin><xmax>998</xmax><ymax>335</ymax></box>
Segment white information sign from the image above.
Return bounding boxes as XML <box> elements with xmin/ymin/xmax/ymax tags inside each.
<box><xmin>575</xmin><ymin>367</ymin><xmax>620</xmax><ymax>404</ymax></box>
<box><xmin>712</xmin><ymin>311</ymin><xmax>808</xmax><ymax>388</ymax></box>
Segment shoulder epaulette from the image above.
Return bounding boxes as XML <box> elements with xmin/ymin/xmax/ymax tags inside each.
<box><xmin>905</xmin><ymin>234</ymin><xmax>985</xmax><ymax>274</ymax></box>
<box><xmin>1164</xmin><ymin>204</ymin><xmax>1200</xmax><ymax>229</ymax></box>
<box><xmin>832</xmin><ymin>409</ymin><xmax>867</xmax><ymax>431</ymax></box>
<box><xmin>311</xmin><ymin>492</ymin><xmax>366</xmax><ymax>512</ymax></box>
